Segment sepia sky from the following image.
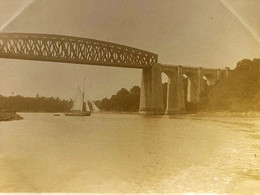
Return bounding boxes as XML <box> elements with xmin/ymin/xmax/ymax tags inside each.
<box><xmin>0</xmin><ymin>0</ymin><xmax>260</xmax><ymax>100</ymax></box>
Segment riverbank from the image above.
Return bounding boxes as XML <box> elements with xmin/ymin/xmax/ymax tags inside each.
<box><xmin>0</xmin><ymin>112</ymin><xmax>23</xmax><ymax>121</ymax></box>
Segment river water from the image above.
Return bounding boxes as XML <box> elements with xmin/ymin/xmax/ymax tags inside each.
<box><xmin>0</xmin><ymin>113</ymin><xmax>259</xmax><ymax>194</ymax></box>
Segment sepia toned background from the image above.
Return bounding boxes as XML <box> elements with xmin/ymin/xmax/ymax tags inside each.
<box><xmin>1</xmin><ymin>1</ymin><xmax>260</xmax><ymax>194</ymax></box>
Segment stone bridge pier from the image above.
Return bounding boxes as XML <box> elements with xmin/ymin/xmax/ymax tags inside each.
<box><xmin>139</xmin><ymin>64</ymin><xmax>229</xmax><ymax>115</ymax></box>
<box><xmin>139</xmin><ymin>64</ymin><xmax>165</xmax><ymax>114</ymax></box>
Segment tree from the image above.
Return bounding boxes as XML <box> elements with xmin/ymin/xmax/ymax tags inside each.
<box><xmin>236</xmin><ymin>59</ymin><xmax>252</xmax><ymax>70</ymax></box>
<box><xmin>235</xmin><ymin>58</ymin><xmax>260</xmax><ymax>71</ymax></box>
<box><xmin>98</xmin><ymin>86</ymin><xmax>141</xmax><ymax>112</ymax></box>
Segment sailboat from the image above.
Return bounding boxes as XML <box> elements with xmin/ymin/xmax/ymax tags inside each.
<box><xmin>65</xmin><ymin>86</ymin><xmax>91</xmax><ymax>116</ymax></box>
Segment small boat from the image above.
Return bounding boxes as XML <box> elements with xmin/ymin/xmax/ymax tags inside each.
<box><xmin>65</xmin><ymin>86</ymin><xmax>91</xmax><ymax>116</ymax></box>
<box><xmin>53</xmin><ymin>114</ymin><xmax>60</xmax><ymax>116</ymax></box>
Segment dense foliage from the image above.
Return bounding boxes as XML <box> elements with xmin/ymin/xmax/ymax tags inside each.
<box><xmin>0</xmin><ymin>95</ymin><xmax>72</xmax><ymax>112</ymax></box>
<box><xmin>199</xmin><ymin>58</ymin><xmax>260</xmax><ymax>111</ymax></box>
<box><xmin>235</xmin><ymin>58</ymin><xmax>260</xmax><ymax>71</ymax></box>
<box><xmin>95</xmin><ymin>86</ymin><xmax>140</xmax><ymax>112</ymax></box>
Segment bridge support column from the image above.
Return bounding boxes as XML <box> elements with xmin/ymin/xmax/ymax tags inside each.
<box><xmin>178</xmin><ymin>66</ymin><xmax>186</xmax><ymax>112</ymax></box>
<box><xmin>190</xmin><ymin>76</ymin><xmax>199</xmax><ymax>104</ymax></box>
<box><xmin>165</xmin><ymin>66</ymin><xmax>185</xmax><ymax>114</ymax></box>
<box><xmin>217</xmin><ymin>69</ymin><xmax>221</xmax><ymax>80</ymax></box>
<box><xmin>139</xmin><ymin>64</ymin><xmax>164</xmax><ymax>115</ymax></box>
<box><xmin>225</xmin><ymin>67</ymin><xmax>230</xmax><ymax>77</ymax></box>
<box><xmin>197</xmin><ymin>67</ymin><xmax>203</xmax><ymax>102</ymax></box>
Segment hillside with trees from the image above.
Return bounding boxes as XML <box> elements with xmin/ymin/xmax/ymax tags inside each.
<box><xmin>199</xmin><ymin>58</ymin><xmax>260</xmax><ymax>112</ymax></box>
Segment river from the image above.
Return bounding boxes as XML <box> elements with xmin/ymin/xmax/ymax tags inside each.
<box><xmin>0</xmin><ymin>113</ymin><xmax>259</xmax><ymax>194</ymax></box>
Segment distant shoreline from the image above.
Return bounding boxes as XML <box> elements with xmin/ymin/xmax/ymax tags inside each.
<box><xmin>0</xmin><ymin>112</ymin><xmax>23</xmax><ymax>121</ymax></box>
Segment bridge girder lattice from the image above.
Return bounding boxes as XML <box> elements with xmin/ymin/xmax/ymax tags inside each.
<box><xmin>0</xmin><ymin>33</ymin><xmax>158</xmax><ymax>68</ymax></box>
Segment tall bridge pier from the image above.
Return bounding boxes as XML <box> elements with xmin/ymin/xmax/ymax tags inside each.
<box><xmin>139</xmin><ymin>64</ymin><xmax>165</xmax><ymax>114</ymax></box>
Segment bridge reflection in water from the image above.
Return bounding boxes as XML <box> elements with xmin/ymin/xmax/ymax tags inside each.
<box><xmin>0</xmin><ymin>33</ymin><xmax>230</xmax><ymax>114</ymax></box>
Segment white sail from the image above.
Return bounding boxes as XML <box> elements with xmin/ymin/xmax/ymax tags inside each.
<box><xmin>70</xmin><ymin>87</ymin><xmax>83</xmax><ymax>111</ymax></box>
<box><xmin>90</xmin><ymin>101</ymin><xmax>100</xmax><ymax>112</ymax></box>
<box><xmin>85</xmin><ymin>101</ymin><xmax>90</xmax><ymax>111</ymax></box>
<box><xmin>82</xmin><ymin>91</ymin><xmax>90</xmax><ymax>112</ymax></box>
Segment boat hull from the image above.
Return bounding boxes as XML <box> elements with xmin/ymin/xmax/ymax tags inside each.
<box><xmin>64</xmin><ymin>111</ymin><xmax>91</xmax><ymax>116</ymax></box>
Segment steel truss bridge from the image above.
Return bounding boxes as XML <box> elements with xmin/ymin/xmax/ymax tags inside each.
<box><xmin>0</xmin><ymin>33</ymin><xmax>158</xmax><ymax>68</ymax></box>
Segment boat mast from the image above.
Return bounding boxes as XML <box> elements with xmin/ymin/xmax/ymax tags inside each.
<box><xmin>82</xmin><ymin>76</ymin><xmax>86</xmax><ymax>112</ymax></box>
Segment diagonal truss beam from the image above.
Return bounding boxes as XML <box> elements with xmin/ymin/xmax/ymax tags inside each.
<box><xmin>0</xmin><ymin>33</ymin><xmax>158</xmax><ymax>68</ymax></box>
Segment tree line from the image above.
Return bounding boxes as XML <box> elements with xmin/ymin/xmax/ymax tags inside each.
<box><xmin>0</xmin><ymin>95</ymin><xmax>72</xmax><ymax>112</ymax></box>
<box><xmin>235</xmin><ymin>58</ymin><xmax>260</xmax><ymax>71</ymax></box>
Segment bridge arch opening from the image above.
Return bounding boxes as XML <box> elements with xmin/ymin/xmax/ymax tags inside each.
<box><xmin>202</xmin><ymin>74</ymin><xmax>216</xmax><ymax>94</ymax></box>
<box><xmin>182</xmin><ymin>72</ymin><xmax>194</xmax><ymax>103</ymax></box>
<box><xmin>182</xmin><ymin>72</ymin><xmax>198</xmax><ymax>113</ymax></box>
<box><xmin>203</xmin><ymin>74</ymin><xmax>216</xmax><ymax>86</ymax></box>
<box><xmin>161</xmin><ymin>70</ymin><xmax>182</xmax><ymax>114</ymax></box>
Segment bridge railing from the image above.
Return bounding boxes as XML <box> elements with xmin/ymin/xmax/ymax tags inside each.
<box><xmin>0</xmin><ymin>33</ymin><xmax>158</xmax><ymax>68</ymax></box>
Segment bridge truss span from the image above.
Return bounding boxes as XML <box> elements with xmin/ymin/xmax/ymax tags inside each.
<box><xmin>0</xmin><ymin>33</ymin><xmax>158</xmax><ymax>68</ymax></box>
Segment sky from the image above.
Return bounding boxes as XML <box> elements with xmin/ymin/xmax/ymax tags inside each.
<box><xmin>0</xmin><ymin>0</ymin><xmax>260</xmax><ymax>100</ymax></box>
